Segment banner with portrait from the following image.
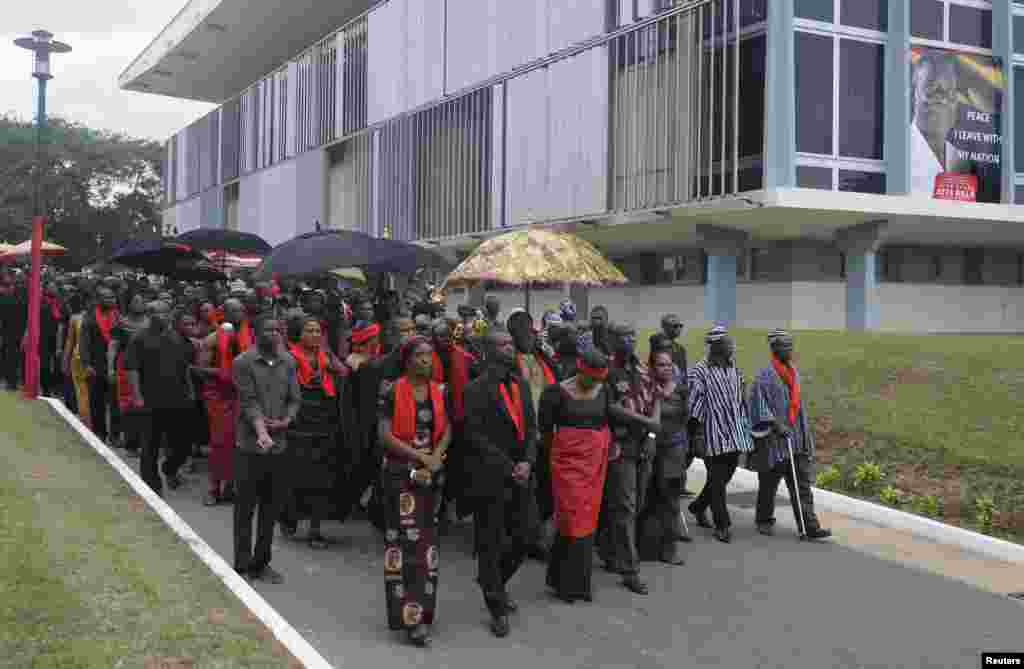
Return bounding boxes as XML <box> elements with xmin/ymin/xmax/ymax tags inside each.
<box><xmin>909</xmin><ymin>47</ymin><xmax>1005</xmax><ymax>203</ymax></box>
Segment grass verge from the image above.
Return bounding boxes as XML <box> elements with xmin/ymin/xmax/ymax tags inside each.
<box><xmin>639</xmin><ymin>328</ymin><xmax>1024</xmax><ymax>543</ymax></box>
<box><xmin>0</xmin><ymin>392</ymin><xmax>302</xmax><ymax>668</ymax></box>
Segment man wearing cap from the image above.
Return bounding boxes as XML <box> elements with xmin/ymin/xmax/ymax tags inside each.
<box><xmin>600</xmin><ymin>321</ymin><xmax>662</xmax><ymax>594</ymax></box>
<box><xmin>659</xmin><ymin>314</ymin><xmax>687</xmax><ymax>376</ymax></box>
<box><xmin>749</xmin><ymin>330</ymin><xmax>831</xmax><ymax>540</ymax></box>
<box><xmin>686</xmin><ymin>325</ymin><xmax>754</xmax><ymax>543</ymax></box>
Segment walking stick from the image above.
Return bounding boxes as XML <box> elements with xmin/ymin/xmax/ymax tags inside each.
<box><xmin>785</xmin><ymin>433</ymin><xmax>808</xmax><ymax>540</ymax></box>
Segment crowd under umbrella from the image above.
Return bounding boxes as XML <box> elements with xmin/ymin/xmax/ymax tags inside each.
<box><xmin>251</xmin><ymin>229</ymin><xmax>452</xmax><ymax>282</ymax></box>
<box><xmin>440</xmin><ymin>227</ymin><xmax>628</xmax><ymax>315</ymax></box>
<box><xmin>105</xmin><ymin>238</ymin><xmax>228</xmax><ymax>282</ymax></box>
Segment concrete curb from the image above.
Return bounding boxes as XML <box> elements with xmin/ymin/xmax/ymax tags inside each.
<box><xmin>42</xmin><ymin>398</ymin><xmax>336</xmax><ymax>669</ymax></box>
<box><xmin>690</xmin><ymin>457</ymin><xmax>1024</xmax><ymax>565</ymax></box>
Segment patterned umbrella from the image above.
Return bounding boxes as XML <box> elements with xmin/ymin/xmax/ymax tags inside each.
<box><xmin>441</xmin><ymin>228</ymin><xmax>627</xmax><ymax>290</ymax></box>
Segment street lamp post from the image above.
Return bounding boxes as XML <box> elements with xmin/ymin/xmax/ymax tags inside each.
<box><xmin>14</xmin><ymin>30</ymin><xmax>71</xmax><ymax>399</ymax></box>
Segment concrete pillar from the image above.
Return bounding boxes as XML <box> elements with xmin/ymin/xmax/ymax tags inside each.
<box><xmin>885</xmin><ymin>0</ymin><xmax>911</xmax><ymax>195</ymax></box>
<box><xmin>993</xmin><ymin>0</ymin><xmax>1015</xmax><ymax>202</ymax></box>
<box><xmin>836</xmin><ymin>222</ymin><xmax>887</xmax><ymax>331</ymax></box>
<box><xmin>697</xmin><ymin>224</ymin><xmax>748</xmax><ymax>327</ymax></box>
<box><xmin>763</xmin><ymin>0</ymin><xmax>796</xmax><ymax>188</ymax></box>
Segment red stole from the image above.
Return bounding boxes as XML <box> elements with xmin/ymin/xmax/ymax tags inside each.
<box><xmin>517</xmin><ymin>352</ymin><xmax>556</xmax><ymax>386</ymax></box>
<box><xmin>771</xmin><ymin>356</ymin><xmax>802</xmax><ymax>425</ymax></box>
<box><xmin>289</xmin><ymin>344</ymin><xmax>336</xmax><ymax>397</ymax></box>
<box><xmin>216</xmin><ymin>326</ymin><xmax>252</xmax><ymax>371</ymax></box>
<box><xmin>431</xmin><ymin>351</ymin><xmax>446</xmax><ymax>384</ymax></box>
<box><xmin>95</xmin><ymin>306</ymin><xmax>118</xmax><ymax>345</ymax></box>
<box><xmin>391</xmin><ymin>377</ymin><xmax>447</xmax><ymax>448</ymax></box>
<box><xmin>431</xmin><ymin>347</ymin><xmax>473</xmax><ymax>423</ymax></box>
<box><xmin>500</xmin><ymin>380</ymin><xmax>525</xmax><ymax>442</ymax></box>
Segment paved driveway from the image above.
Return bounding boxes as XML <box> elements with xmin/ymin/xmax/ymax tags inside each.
<box><xmin>127</xmin><ymin>455</ymin><xmax>1021</xmax><ymax>669</ymax></box>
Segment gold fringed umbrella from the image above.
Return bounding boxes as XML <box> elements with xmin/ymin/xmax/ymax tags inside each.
<box><xmin>441</xmin><ymin>228</ymin><xmax>627</xmax><ymax>314</ymax></box>
<box><xmin>443</xmin><ymin>229</ymin><xmax>627</xmax><ymax>289</ymax></box>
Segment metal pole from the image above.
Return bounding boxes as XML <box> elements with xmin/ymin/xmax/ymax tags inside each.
<box><xmin>24</xmin><ymin>76</ymin><xmax>47</xmax><ymax>399</ymax></box>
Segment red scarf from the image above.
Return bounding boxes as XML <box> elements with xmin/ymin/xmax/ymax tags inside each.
<box><xmin>430</xmin><ymin>351</ymin><xmax>446</xmax><ymax>384</ymax></box>
<box><xmin>216</xmin><ymin>325</ymin><xmax>252</xmax><ymax>371</ymax></box>
<box><xmin>95</xmin><ymin>306</ymin><xmax>118</xmax><ymax>345</ymax></box>
<box><xmin>500</xmin><ymin>380</ymin><xmax>525</xmax><ymax>442</ymax></box>
<box><xmin>290</xmin><ymin>344</ymin><xmax>336</xmax><ymax>397</ymax></box>
<box><xmin>517</xmin><ymin>352</ymin><xmax>556</xmax><ymax>386</ymax></box>
<box><xmin>44</xmin><ymin>294</ymin><xmax>62</xmax><ymax>321</ymax></box>
<box><xmin>391</xmin><ymin>376</ymin><xmax>447</xmax><ymax>448</ymax></box>
<box><xmin>771</xmin><ymin>356</ymin><xmax>801</xmax><ymax>426</ymax></box>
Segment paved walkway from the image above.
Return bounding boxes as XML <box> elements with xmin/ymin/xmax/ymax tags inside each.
<box><xmin>119</xmin><ymin>452</ymin><xmax>1021</xmax><ymax>669</ymax></box>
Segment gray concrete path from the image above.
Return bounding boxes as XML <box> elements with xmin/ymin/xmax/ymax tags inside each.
<box><xmin>122</xmin><ymin>453</ymin><xmax>1022</xmax><ymax>669</ymax></box>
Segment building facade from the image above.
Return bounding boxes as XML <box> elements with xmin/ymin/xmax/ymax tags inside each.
<box><xmin>122</xmin><ymin>0</ymin><xmax>1024</xmax><ymax>332</ymax></box>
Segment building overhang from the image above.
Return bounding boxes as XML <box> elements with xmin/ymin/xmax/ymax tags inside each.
<box><xmin>119</xmin><ymin>0</ymin><xmax>374</xmax><ymax>103</ymax></box>
<box><xmin>418</xmin><ymin>189</ymin><xmax>1024</xmax><ymax>258</ymax></box>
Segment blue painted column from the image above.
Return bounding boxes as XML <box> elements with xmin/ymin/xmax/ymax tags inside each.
<box><xmin>993</xmin><ymin>0</ymin><xmax>1015</xmax><ymax>201</ymax></box>
<box><xmin>763</xmin><ymin>0</ymin><xmax>796</xmax><ymax>188</ymax></box>
<box><xmin>698</xmin><ymin>224</ymin><xmax>748</xmax><ymax>327</ymax></box>
<box><xmin>705</xmin><ymin>254</ymin><xmax>738</xmax><ymax>325</ymax></box>
<box><xmin>885</xmin><ymin>0</ymin><xmax>911</xmax><ymax>194</ymax></box>
<box><xmin>845</xmin><ymin>253</ymin><xmax>878</xmax><ymax>330</ymax></box>
<box><xmin>836</xmin><ymin>222</ymin><xmax>887</xmax><ymax>331</ymax></box>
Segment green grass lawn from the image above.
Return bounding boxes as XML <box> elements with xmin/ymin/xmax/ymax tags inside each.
<box><xmin>640</xmin><ymin>328</ymin><xmax>1024</xmax><ymax>538</ymax></box>
<box><xmin>0</xmin><ymin>392</ymin><xmax>300</xmax><ymax>669</ymax></box>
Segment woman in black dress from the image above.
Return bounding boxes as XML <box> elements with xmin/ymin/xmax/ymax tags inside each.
<box><xmin>538</xmin><ymin>348</ymin><xmax>613</xmax><ymax>603</ymax></box>
<box><xmin>637</xmin><ymin>350</ymin><xmax>692</xmax><ymax>565</ymax></box>
<box><xmin>282</xmin><ymin>316</ymin><xmax>342</xmax><ymax>549</ymax></box>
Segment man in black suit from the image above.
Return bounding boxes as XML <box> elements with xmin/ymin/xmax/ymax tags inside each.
<box><xmin>462</xmin><ymin>327</ymin><xmax>538</xmax><ymax>638</ymax></box>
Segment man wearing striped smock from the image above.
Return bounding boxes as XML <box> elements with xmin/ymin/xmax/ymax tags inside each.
<box><xmin>686</xmin><ymin>325</ymin><xmax>753</xmax><ymax>543</ymax></box>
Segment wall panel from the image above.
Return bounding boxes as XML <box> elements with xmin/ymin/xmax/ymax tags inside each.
<box><xmin>504</xmin><ymin>67</ymin><xmax>550</xmax><ymax>226</ymax></box>
<box><xmin>368</xmin><ymin>0</ymin><xmax>406</xmax><ymax>125</ymax></box>
<box><xmin>221</xmin><ymin>98</ymin><xmax>240</xmax><ymax>182</ymax></box>
<box><xmin>200</xmin><ymin>187</ymin><xmax>223</xmax><ymax>229</ymax></box>
<box><xmin>406</xmin><ymin>0</ymin><xmax>446</xmax><ymax>110</ymax></box>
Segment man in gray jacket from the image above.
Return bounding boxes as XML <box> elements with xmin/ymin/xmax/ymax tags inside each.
<box><xmin>232</xmin><ymin>315</ymin><xmax>301</xmax><ymax>583</ymax></box>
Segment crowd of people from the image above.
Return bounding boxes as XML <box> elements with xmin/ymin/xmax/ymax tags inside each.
<box><xmin>0</xmin><ymin>265</ymin><xmax>831</xmax><ymax>648</ymax></box>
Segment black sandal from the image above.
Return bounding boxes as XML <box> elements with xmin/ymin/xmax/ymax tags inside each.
<box><xmin>408</xmin><ymin>624</ymin><xmax>431</xmax><ymax>647</ymax></box>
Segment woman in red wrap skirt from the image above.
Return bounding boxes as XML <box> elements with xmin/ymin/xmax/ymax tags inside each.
<box><xmin>538</xmin><ymin>347</ymin><xmax>613</xmax><ymax>604</ymax></box>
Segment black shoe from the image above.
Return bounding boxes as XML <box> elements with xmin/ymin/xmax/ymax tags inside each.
<box><xmin>309</xmin><ymin>534</ymin><xmax>328</xmax><ymax>550</ymax></box>
<box><xmin>756</xmin><ymin>523</ymin><xmax>775</xmax><ymax>536</ymax></box>
<box><xmin>252</xmin><ymin>566</ymin><xmax>284</xmax><ymax>584</ymax></box>
<box><xmin>408</xmin><ymin>624</ymin><xmax>431</xmax><ymax>647</ymax></box>
<box><xmin>659</xmin><ymin>546</ymin><xmax>686</xmax><ymax>566</ymax></box>
<box><xmin>504</xmin><ymin>596</ymin><xmax>518</xmax><ymax>614</ymax></box>
<box><xmin>280</xmin><ymin>521</ymin><xmax>298</xmax><ymax>538</ymax></box>
<box><xmin>490</xmin><ymin>614</ymin><xmax>510</xmax><ymax>638</ymax></box>
<box><xmin>805</xmin><ymin>527</ymin><xmax>832</xmax><ymax>541</ymax></box>
<box><xmin>688</xmin><ymin>504</ymin><xmax>712</xmax><ymax>529</ymax></box>
<box><xmin>203</xmin><ymin>493</ymin><xmax>220</xmax><ymax>507</ymax></box>
<box><xmin>713</xmin><ymin>528</ymin><xmax>732</xmax><ymax>544</ymax></box>
<box><xmin>165</xmin><ymin>473</ymin><xmax>183</xmax><ymax>490</ymax></box>
<box><xmin>622</xmin><ymin>575</ymin><xmax>649</xmax><ymax>595</ymax></box>
<box><xmin>235</xmin><ymin>569</ymin><xmax>253</xmax><ymax>582</ymax></box>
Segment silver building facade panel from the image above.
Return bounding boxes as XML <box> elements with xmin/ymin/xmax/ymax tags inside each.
<box><xmin>367</xmin><ymin>0</ymin><xmax>406</xmax><ymax>126</ymax></box>
<box><xmin>406</xmin><ymin>0</ymin><xmax>445</xmax><ymax>111</ymax></box>
<box><xmin>504</xmin><ymin>67</ymin><xmax>550</xmax><ymax>227</ymax></box>
<box><xmin>239</xmin><ymin>159</ymin><xmax>299</xmax><ymax>246</ymax></box>
<box><xmin>200</xmin><ymin>187</ymin><xmax>223</xmax><ymax>229</ymax></box>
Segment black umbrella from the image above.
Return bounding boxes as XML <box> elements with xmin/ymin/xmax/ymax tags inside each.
<box><xmin>252</xmin><ymin>229</ymin><xmax>451</xmax><ymax>281</ymax></box>
<box><xmin>107</xmin><ymin>239</ymin><xmax>228</xmax><ymax>281</ymax></box>
<box><xmin>174</xmin><ymin>229</ymin><xmax>272</xmax><ymax>255</ymax></box>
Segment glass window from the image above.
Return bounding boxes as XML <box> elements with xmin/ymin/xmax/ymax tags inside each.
<box><xmin>910</xmin><ymin>0</ymin><xmax>943</xmax><ymax>40</ymax></box>
<box><xmin>796</xmin><ymin>0</ymin><xmax>833</xmax><ymax>23</ymax></box>
<box><xmin>839</xmin><ymin>170</ymin><xmax>886</xmax><ymax>193</ymax></box>
<box><xmin>797</xmin><ymin>165</ymin><xmax>833</xmax><ymax>189</ymax></box>
<box><xmin>795</xmin><ymin>32</ymin><xmax>834</xmax><ymax>154</ymax></box>
<box><xmin>1016</xmin><ymin>184</ymin><xmax>1024</xmax><ymax>204</ymax></box>
<box><xmin>1016</xmin><ymin>16</ymin><xmax>1024</xmax><ymax>54</ymax></box>
<box><xmin>1015</xmin><ymin>68</ymin><xmax>1024</xmax><ymax>172</ymax></box>
<box><xmin>842</xmin><ymin>0</ymin><xmax>888</xmax><ymax>32</ymax></box>
<box><xmin>839</xmin><ymin>40</ymin><xmax>885</xmax><ymax>160</ymax></box>
<box><xmin>949</xmin><ymin>5</ymin><xmax>992</xmax><ymax>49</ymax></box>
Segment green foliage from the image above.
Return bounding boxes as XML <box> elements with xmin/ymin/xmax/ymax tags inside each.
<box><xmin>910</xmin><ymin>494</ymin><xmax>943</xmax><ymax>518</ymax></box>
<box><xmin>0</xmin><ymin>113</ymin><xmax>164</xmax><ymax>267</ymax></box>
<box><xmin>878</xmin><ymin>485</ymin><xmax>901</xmax><ymax>506</ymax></box>
<box><xmin>852</xmin><ymin>461</ymin><xmax>885</xmax><ymax>493</ymax></box>
<box><xmin>973</xmin><ymin>495</ymin><xmax>997</xmax><ymax>532</ymax></box>
<box><xmin>815</xmin><ymin>464</ymin><xmax>842</xmax><ymax>490</ymax></box>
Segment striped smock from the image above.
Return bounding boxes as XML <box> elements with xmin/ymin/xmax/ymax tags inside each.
<box><xmin>686</xmin><ymin>358</ymin><xmax>754</xmax><ymax>457</ymax></box>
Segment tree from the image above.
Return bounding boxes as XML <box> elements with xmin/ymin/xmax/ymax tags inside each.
<box><xmin>0</xmin><ymin>114</ymin><xmax>164</xmax><ymax>268</ymax></box>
